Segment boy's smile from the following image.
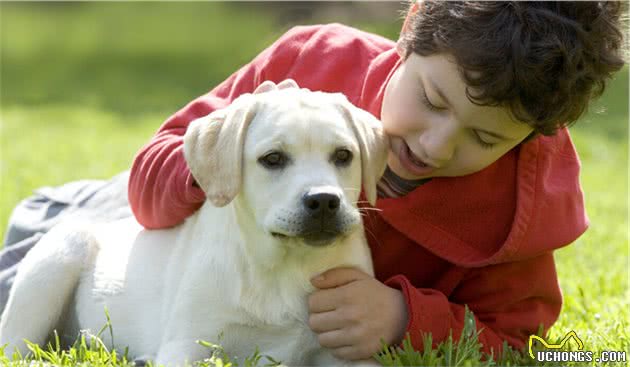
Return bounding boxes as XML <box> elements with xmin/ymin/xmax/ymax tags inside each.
<box><xmin>381</xmin><ymin>51</ymin><xmax>534</xmax><ymax>180</ymax></box>
<box><xmin>395</xmin><ymin>138</ymin><xmax>437</xmax><ymax>177</ymax></box>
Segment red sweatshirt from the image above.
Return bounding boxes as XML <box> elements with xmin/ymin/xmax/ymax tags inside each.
<box><xmin>128</xmin><ymin>24</ymin><xmax>588</xmax><ymax>356</ymax></box>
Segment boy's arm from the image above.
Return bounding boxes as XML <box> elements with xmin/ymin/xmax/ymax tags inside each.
<box><xmin>385</xmin><ymin>252</ymin><xmax>562</xmax><ymax>356</ymax></box>
<box><xmin>128</xmin><ymin>26</ymin><xmax>319</xmax><ymax>229</ymax></box>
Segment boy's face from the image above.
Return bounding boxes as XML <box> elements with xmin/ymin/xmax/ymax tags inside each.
<box><xmin>381</xmin><ymin>52</ymin><xmax>533</xmax><ymax>180</ymax></box>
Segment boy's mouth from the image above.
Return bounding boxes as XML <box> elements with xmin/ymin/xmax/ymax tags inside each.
<box><xmin>398</xmin><ymin>141</ymin><xmax>436</xmax><ymax>176</ymax></box>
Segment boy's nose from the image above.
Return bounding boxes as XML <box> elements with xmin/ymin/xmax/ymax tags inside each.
<box><xmin>420</xmin><ymin>127</ymin><xmax>457</xmax><ymax>164</ymax></box>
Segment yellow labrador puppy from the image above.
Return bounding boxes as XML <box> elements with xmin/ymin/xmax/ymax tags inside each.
<box><xmin>0</xmin><ymin>83</ymin><xmax>388</xmax><ymax>366</ymax></box>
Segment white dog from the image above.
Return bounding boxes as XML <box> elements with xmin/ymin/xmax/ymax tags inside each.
<box><xmin>0</xmin><ymin>84</ymin><xmax>389</xmax><ymax>366</ymax></box>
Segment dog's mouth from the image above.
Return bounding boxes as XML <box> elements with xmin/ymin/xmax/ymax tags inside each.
<box><xmin>271</xmin><ymin>232</ymin><xmax>289</xmax><ymax>239</ymax></box>
<box><xmin>301</xmin><ymin>230</ymin><xmax>340</xmax><ymax>247</ymax></box>
<box><xmin>271</xmin><ymin>230</ymin><xmax>340</xmax><ymax>247</ymax></box>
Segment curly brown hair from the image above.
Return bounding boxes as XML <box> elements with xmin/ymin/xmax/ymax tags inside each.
<box><xmin>399</xmin><ymin>1</ymin><xmax>627</xmax><ymax>136</ymax></box>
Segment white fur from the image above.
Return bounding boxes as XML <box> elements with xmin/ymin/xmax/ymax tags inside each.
<box><xmin>0</xmin><ymin>87</ymin><xmax>388</xmax><ymax>366</ymax></box>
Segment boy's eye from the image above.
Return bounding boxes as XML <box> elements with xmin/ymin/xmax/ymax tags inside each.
<box><xmin>478</xmin><ymin>140</ymin><xmax>497</xmax><ymax>149</ymax></box>
<box><xmin>420</xmin><ymin>85</ymin><xmax>446</xmax><ymax>112</ymax></box>
<box><xmin>474</xmin><ymin>132</ymin><xmax>498</xmax><ymax>150</ymax></box>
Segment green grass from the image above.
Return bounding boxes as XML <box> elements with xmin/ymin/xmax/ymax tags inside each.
<box><xmin>0</xmin><ymin>307</ymin><xmax>537</xmax><ymax>366</ymax></box>
<box><xmin>1</xmin><ymin>2</ymin><xmax>628</xmax><ymax>366</ymax></box>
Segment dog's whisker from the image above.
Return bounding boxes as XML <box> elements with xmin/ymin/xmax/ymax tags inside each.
<box><xmin>358</xmin><ymin>207</ymin><xmax>383</xmax><ymax>213</ymax></box>
<box><xmin>342</xmin><ymin>187</ymin><xmax>361</xmax><ymax>192</ymax></box>
<box><xmin>363</xmin><ymin>227</ymin><xmax>383</xmax><ymax>247</ymax></box>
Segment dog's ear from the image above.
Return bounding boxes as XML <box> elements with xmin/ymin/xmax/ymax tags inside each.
<box><xmin>337</xmin><ymin>99</ymin><xmax>390</xmax><ymax>206</ymax></box>
<box><xmin>183</xmin><ymin>95</ymin><xmax>258</xmax><ymax>207</ymax></box>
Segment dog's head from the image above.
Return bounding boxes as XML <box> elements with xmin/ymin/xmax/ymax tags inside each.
<box><xmin>184</xmin><ymin>86</ymin><xmax>388</xmax><ymax>247</ymax></box>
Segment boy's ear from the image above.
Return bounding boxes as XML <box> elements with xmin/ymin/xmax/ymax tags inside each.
<box><xmin>395</xmin><ymin>39</ymin><xmax>406</xmax><ymax>58</ymax></box>
<box><xmin>400</xmin><ymin>1</ymin><xmax>419</xmax><ymax>34</ymax></box>
<box><xmin>398</xmin><ymin>1</ymin><xmax>421</xmax><ymax>57</ymax></box>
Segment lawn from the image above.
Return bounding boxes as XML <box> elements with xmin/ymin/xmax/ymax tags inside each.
<box><xmin>1</xmin><ymin>2</ymin><xmax>628</xmax><ymax>366</ymax></box>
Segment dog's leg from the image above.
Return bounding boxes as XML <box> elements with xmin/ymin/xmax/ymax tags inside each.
<box><xmin>0</xmin><ymin>225</ymin><xmax>97</xmax><ymax>356</ymax></box>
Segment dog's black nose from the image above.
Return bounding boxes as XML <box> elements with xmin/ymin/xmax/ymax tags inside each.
<box><xmin>303</xmin><ymin>192</ymin><xmax>341</xmax><ymax>217</ymax></box>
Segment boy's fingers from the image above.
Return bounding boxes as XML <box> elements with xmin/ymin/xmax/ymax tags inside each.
<box><xmin>311</xmin><ymin>267</ymin><xmax>370</xmax><ymax>289</ymax></box>
<box><xmin>253</xmin><ymin>80</ymin><xmax>277</xmax><ymax>94</ymax></box>
<box><xmin>308</xmin><ymin>287</ymin><xmax>342</xmax><ymax>313</ymax></box>
<box><xmin>277</xmin><ymin>78</ymin><xmax>299</xmax><ymax>89</ymax></box>
<box><xmin>308</xmin><ymin>309</ymin><xmax>345</xmax><ymax>332</ymax></box>
<box><xmin>317</xmin><ymin>329</ymin><xmax>352</xmax><ymax>349</ymax></box>
<box><xmin>253</xmin><ymin>79</ymin><xmax>298</xmax><ymax>95</ymax></box>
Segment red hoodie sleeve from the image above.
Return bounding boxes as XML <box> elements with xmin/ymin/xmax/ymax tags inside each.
<box><xmin>128</xmin><ymin>26</ymin><xmax>321</xmax><ymax>229</ymax></box>
<box><xmin>385</xmin><ymin>253</ymin><xmax>562</xmax><ymax>357</ymax></box>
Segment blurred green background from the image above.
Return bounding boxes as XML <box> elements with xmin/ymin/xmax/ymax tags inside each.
<box><xmin>0</xmin><ymin>2</ymin><xmax>628</xmax><ymax>361</ymax></box>
<box><xmin>0</xmin><ymin>2</ymin><xmax>404</xmax><ymax>235</ymax></box>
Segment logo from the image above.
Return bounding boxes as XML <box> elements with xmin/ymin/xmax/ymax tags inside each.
<box><xmin>528</xmin><ymin>331</ymin><xmax>626</xmax><ymax>363</ymax></box>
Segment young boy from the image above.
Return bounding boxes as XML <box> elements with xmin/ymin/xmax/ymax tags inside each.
<box><xmin>2</xmin><ymin>0</ymin><xmax>626</xmax><ymax>362</ymax></box>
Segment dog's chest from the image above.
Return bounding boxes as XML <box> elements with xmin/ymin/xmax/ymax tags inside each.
<box><xmin>196</xmin><ymin>271</ymin><xmax>319</xmax><ymax>363</ymax></box>
<box><xmin>219</xmin><ymin>320</ymin><xmax>319</xmax><ymax>364</ymax></box>
<box><xmin>233</xmin><ymin>269</ymin><xmax>312</xmax><ymax>326</ymax></box>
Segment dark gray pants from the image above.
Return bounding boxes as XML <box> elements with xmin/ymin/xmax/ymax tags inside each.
<box><xmin>0</xmin><ymin>171</ymin><xmax>133</xmax><ymax>315</ymax></box>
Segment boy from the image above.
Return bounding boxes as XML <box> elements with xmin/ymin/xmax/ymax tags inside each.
<box><xmin>2</xmin><ymin>0</ymin><xmax>626</xmax><ymax>362</ymax></box>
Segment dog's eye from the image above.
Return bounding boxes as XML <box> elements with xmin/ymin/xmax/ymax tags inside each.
<box><xmin>333</xmin><ymin>149</ymin><xmax>353</xmax><ymax>167</ymax></box>
<box><xmin>258</xmin><ymin>151</ymin><xmax>288</xmax><ymax>169</ymax></box>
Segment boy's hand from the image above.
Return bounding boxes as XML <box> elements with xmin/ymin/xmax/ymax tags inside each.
<box><xmin>308</xmin><ymin>267</ymin><xmax>408</xmax><ymax>361</ymax></box>
<box><xmin>253</xmin><ymin>79</ymin><xmax>299</xmax><ymax>94</ymax></box>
